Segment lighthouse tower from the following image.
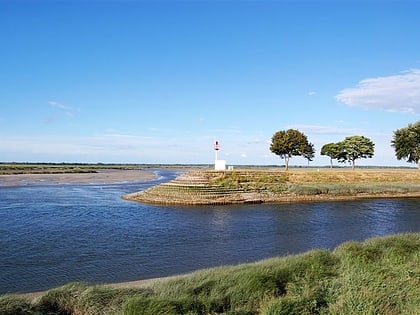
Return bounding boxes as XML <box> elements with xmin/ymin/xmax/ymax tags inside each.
<box><xmin>214</xmin><ymin>140</ymin><xmax>226</xmax><ymax>170</ymax></box>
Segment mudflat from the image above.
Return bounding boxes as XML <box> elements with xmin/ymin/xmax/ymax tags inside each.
<box><xmin>0</xmin><ymin>169</ymin><xmax>157</xmax><ymax>186</ymax></box>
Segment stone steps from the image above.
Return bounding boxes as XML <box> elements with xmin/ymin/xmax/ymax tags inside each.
<box><xmin>127</xmin><ymin>170</ymin><xmax>264</xmax><ymax>205</ymax></box>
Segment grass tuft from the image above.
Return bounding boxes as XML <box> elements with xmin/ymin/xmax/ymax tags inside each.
<box><xmin>0</xmin><ymin>295</ymin><xmax>37</xmax><ymax>315</ymax></box>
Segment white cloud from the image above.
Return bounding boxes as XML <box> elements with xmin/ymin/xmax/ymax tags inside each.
<box><xmin>335</xmin><ymin>69</ymin><xmax>420</xmax><ymax>114</ymax></box>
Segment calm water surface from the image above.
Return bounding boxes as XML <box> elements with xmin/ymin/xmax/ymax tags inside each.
<box><xmin>0</xmin><ymin>170</ymin><xmax>419</xmax><ymax>294</ymax></box>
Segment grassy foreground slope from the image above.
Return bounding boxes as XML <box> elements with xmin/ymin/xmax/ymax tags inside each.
<box><xmin>1</xmin><ymin>233</ymin><xmax>419</xmax><ymax>314</ymax></box>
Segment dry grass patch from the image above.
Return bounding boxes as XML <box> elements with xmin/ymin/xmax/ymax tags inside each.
<box><xmin>287</xmin><ymin>169</ymin><xmax>420</xmax><ymax>184</ymax></box>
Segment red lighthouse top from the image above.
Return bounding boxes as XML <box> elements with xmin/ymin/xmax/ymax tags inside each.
<box><xmin>214</xmin><ymin>140</ymin><xmax>220</xmax><ymax>151</ymax></box>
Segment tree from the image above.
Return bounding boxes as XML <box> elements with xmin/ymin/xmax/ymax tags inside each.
<box><xmin>302</xmin><ymin>142</ymin><xmax>316</xmax><ymax>166</ymax></box>
<box><xmin>321</xmin><ymin>142</ymin><xmax>342</xmax><ymax>168</ymax></box>
<box><xmin>391</xmin><ymin>121</ymin><xmax>420</xmax><ymax>169</ymax></box>
<box><xmin>337</xmin><ymin>135</ymin><xmax>375</xmax><ymax>169</ymax></box>
<box><xmin>270</xmin><ymin>129</ymin><xmax>315</xmax><ymax>170</ymax></box>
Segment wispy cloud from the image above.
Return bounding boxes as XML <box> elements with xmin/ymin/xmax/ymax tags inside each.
<box><xmin>49</xmin><ymin>101</ymin><xmax>72</xmax><ymax>111</ymax></box>
<box><xmin>48</xmin><ymin>101</ymin><xmax>80</xmax><ymax>118</ymax></box>
<box><xmin>335</xmin><ymin>69</ymin><xmax>420</xmax><ymax>114</ymax></box>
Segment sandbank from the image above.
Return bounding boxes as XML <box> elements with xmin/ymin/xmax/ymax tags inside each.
<box><xmin>0</xmin><ymin>169</ymin><xmax>157</xmax><ymax>187</ymax></box>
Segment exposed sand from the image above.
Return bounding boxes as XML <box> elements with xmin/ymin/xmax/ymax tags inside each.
<box><xmin>0</xmin><ymin>169</ymin><xmax>157</xmax><ymax>186</ymax></box>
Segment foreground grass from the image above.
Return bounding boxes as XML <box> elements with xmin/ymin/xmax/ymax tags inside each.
<box><xmin>2</xmin><ymin>233</ymin><xmax>419</xmax><ymax>314</ymax></box>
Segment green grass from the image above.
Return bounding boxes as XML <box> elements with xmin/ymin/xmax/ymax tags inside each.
<box><xmin>3</xmin><ymin>233</ymin><xmax>419</xmax><ymax>314</ymax></box>
<box><xmin>206</xmin><ymin>169</ymin><xmax>420</xmax><ymax>196</ymax></box>
<box><xmin>287</xmin><ymin>183</ymin><xmax>420</xmax><ymax>196</ymax></box>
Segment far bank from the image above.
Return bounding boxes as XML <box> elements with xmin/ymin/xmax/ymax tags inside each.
<box><xmin>124</xmin><ymin>168</ymin><xmax>420</xmax><ymax>205</ymax></box>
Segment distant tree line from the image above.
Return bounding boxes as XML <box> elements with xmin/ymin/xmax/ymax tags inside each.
<box><xmin>270</xmin><ymin>120</ymin><xmax>420</xmax><ymax>170</ymax></box>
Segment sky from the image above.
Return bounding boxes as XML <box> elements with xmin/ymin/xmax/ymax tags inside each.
<box><xmin>1</xmin><ymin>0</ymin><xmax>420</xmax><ymax>167</ymax></box>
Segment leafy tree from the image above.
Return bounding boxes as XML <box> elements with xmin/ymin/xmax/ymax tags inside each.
<box><xmin>321</xmin><ymin>142</ymin><xmax>342</xmax><ymax>168</ymax></box>
<box><xmin>270</xmin><ymin>129</ymin><xmax>315</xmax><ymax>170</ymax></box>
<box><xmin>391</xmin><ymin>121</ymin><xmax>420</xmax><ymax>169</ymax></box>
<box><xmin>337</xmin><ymin>135</ymin><xmax>375</xmax><ymax>169</ymax></box>
<box><xmin>302</xmin><ymin>142</ymin><xmax>316</xmax><ymax>166</ymax></box>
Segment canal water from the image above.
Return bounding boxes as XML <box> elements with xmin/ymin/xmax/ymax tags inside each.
<box><xmin>0</xmin><ymin>170</ymin><xmax>419</xmax><ymax>294</ymax></box>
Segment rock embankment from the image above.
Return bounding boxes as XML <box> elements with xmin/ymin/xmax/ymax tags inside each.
<box><xmin>123</xmin><ymin>171</ymin><xmax>263</xmax><ymax>205</ymax></box>
<box><xmin>123</xmin><ymin>168</ymin><xmax>420</xmax><ymax>205</ymax></box>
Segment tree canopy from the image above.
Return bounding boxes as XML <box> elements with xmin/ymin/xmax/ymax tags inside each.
<box><xmin>391</xmin><ymin>121</ymin><xmax>420</xmax><ymax>169</ymax></box>
<box><xmin>270</xmin><ymin>129</ymin><xmax>315</xmax><ymax>170</ymax></box>
<box><xmin>321</xmin><ymin>136</ymin><xmax>374</xmax><ymax>169</ymax></box>
<box><xmin>337</xmin><ymin>135</ymin><xmax>375</xmax><ymax>169</ymax></box>
<box><xmin>320</xmin><ymin>142</ymin><xmax>342</xmax><ymax>168</ymax></box>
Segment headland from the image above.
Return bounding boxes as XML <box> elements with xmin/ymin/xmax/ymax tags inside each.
<box><xmin>124</xmin><ymin>167</ymin><xmax>420</xmax><ymax>205</ymax></box>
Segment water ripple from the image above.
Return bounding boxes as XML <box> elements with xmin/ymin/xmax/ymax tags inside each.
<box><xmin>1</xmin><ymin>172</ymin><xmax>419</xmax><ymax>294</ymax></box>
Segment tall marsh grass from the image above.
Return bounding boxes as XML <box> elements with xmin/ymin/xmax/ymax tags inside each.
<box><xmin>3</xmin><ymin>233</ymin><xmax>419</xmax><ymax>314</ymax></box>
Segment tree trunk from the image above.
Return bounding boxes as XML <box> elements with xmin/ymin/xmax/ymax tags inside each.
<box><xmin>351</xmin><ymin>158</ymin><xmax>355</xmax><ymax>170</ymax></box>
<box><xmin>284</xmin><ymin>157</ymin><xmax>289</xmax><ymax>171</ymax></box>
<box><xmin>418</xmin><ymin>158</ymin><xmax>420</xmax><ymax>170</ymax></box>
<box><xmin>330</xmin><ymin>158</ymin><xmax>333</xmax><ymax>169</ymax></box>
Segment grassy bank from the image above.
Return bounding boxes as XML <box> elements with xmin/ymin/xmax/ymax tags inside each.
<box><xmin>125</xmin><ymin>168</ymin><xmax>420</xmax><ymax>205</ymax></box>
<box><xmin>2</xmin><ymin>233</ymin><xmax>419</xmax><ymax>314</ymax></box>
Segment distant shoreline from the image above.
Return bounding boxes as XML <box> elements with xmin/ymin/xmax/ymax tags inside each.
<box><xmin>0</xmin><ymin>169</ymin><xmax>157</xmax><ymax>186</ymax></box>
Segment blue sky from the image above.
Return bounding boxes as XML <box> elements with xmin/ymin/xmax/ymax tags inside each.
<box><xmin>1</xmin><ymin>0</ymin><xmax>420</xmax><ymax>166</ymax></box>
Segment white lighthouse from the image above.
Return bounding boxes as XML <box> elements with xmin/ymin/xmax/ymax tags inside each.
<box><xmin>214</xmin><ymin>140</ymin><xmax>226</xmax><ymax>170</ymax></box>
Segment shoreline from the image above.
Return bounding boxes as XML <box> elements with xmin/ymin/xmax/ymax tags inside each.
<box><xmin>0</xmin><ymin>169</ymin><xmax>157</xmax><ymax>187</ymax></box>
<box><xmin>6</xmin><ymin>168</ymin><xmax>420</xmax><ymax>301</ymax></box>
<box><xmin>123</xmin><ymin>168</ymin><xmax>420</xmax><ymax>205</ymax></box>
<box><xmin>17</xmin><ymin>275</ymin><xmax>180</xmax><ymax>302</ymax></box>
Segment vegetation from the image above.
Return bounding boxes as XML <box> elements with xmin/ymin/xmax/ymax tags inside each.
<box><xmin>392</xmin><ymin>120</ymin><xmax>420</xmax><ymax>169</ymax></box>
<box><xmin>337</xmin><ymin>135</ymin><xmax>375</xmax><ymax>169</ymax></box>
<box><xmin>126</xmin><ymin>168</ymin><xmax>420</xmax><ymax>205</ymax></box>
<box><xmin>270</xmin><ymin>129</ymin><xmax>315</xmax><ymax>170</ymax></box>
<box><xmin>320</xmin><ymin>136</ymin><xmax>375</xmax><ymax>170</ymax></box>
<box><xmin>269</xmin><ymin>129</ymin><xmax>374</xmax><ymax>171</ymax></box>
<box><xmin>2</xmin><ymin>233</ymin><xmax>419</xmax><ymax>314</ymax></box>
<box><xmin>320</xmin><ymin>143</ymin><xmax>341</xmax><ymax>168</ymax></box>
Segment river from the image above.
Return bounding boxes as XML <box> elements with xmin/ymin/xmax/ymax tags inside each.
<box><xmin>0</xmin><ymin>169</ymin><xmax>419</xmax><ymax>294</ymax></box>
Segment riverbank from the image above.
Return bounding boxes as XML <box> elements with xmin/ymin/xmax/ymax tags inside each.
<box><xmin>0</xmin><ymin>169</ymin><xmax>157</xmax><ymax>186</ymax></box>
<box><xmin>124</xmin><ymin>168</ymin><xmax>420</xmax><ymax>205</ymax></box>
<box><xmin>3</xmin><ymin>233</ymin><xmax>419</xmax><ymax>314</ymax></box>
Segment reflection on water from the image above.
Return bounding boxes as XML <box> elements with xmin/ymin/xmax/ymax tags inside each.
<box><xmin>0</xmin><ymin>170</ymin><xmax>419</xmax><ymax>294</ymax></box>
